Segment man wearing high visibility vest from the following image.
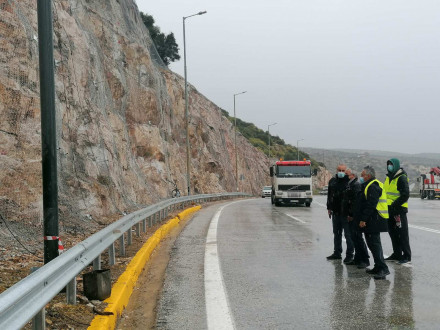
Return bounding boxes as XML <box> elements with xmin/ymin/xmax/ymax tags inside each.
<box><xmin>384</xmin><ymin>158</ymin><xmax>411</xmax><ymax>264</ymax></box>
<box><xmin>357</xmin><ymin>166</ymin><xmax>390</xmax><ymax>280</ymax></box>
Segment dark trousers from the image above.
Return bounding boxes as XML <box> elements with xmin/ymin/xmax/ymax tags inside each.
<box><xmin>349</xmin><ymin>220</ymin><xmax>369</xmax><ymax>263</ymax></box>
<box><xmin>365</xmin><ymin>233</ymin><xmax>388</xmax><ymax>272</ymax></box>
<box><xmin>332</xmin><ymin>215</ymin><xmax>354</xmax><ymax>257</ymax></box>
<box><xmin>388</xmin><ymin>212</ymin><xmax>412</xmax><ymax>261</ymax></box>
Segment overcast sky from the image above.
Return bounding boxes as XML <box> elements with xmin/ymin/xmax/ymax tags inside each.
<box><xmin>135</xmin><ymin>0</ymin><xmax>439</xmax><ymax>154</ymax></box>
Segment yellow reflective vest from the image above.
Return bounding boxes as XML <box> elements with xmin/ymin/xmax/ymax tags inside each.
<box><xmin>384</xmin><ymin>175</ymin><xmax>409</xmax><ymax>209</ymax></box>
<box><xmin>365</xmin><ymin>179</ymin><xmax>389</xmax><ymax>219</ymax></box>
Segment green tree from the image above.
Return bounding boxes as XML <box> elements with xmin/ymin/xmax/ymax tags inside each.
<box><xmin>141</xmin><ymin>12</ymin><xmax>181</xmax><ymax>66</ymax></box>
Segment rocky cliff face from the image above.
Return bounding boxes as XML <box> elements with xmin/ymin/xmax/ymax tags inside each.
<box><xmin>0</xmin><ymin>0</ymin><xmax>269</xmax><ymax>235</ymax></box>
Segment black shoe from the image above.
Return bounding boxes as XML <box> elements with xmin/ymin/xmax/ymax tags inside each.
<box><xmin>345</xmin><ymin>259</ymin><xmax>357</xmax><ymax>265</ymax></box>
<box><xmin>343</xmin><ymin>256</ymin><xmax>354</xmax><ymax>264</ymax></box>
<box><xmin>327</xmin><ymin>254</ymin><xmax>342</xmax><ymax>260</ymax></box>
<box><xmin>357</xmin><ymin>262</ymin><xmax>370</xmax><ymax>269</ymax></box>
<box><xmin>398</xmin><ymin>259</ymin><xmax>410</xmax><ymax>265</ymax></box>
<box><xmin>374</xmin><ymin>269</ymin><xmax>390</xmax><ymax>280</ymax></box>
<box><xmin>366</xmin><ymin>267</ymin><xmax>379</xmax><ymax>274</ymax></box>
<box><xmin>385</xmin><ymin>254</ymin><xmax>399</xmax><ymax>261</ymax></box>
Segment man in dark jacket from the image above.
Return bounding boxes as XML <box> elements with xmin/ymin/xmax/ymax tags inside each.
<box><xmin>342</xmin><ymin>169</ymin><xmax>370</xmax><ymax>268</ymax></box>
<box><xmin>326</xmin><ymin>164</ymin><xmax>353</xmax><ymax>262</ymax></box>
<box><xmin>384</xmin><ymin>158</ymin><xmax>411</xmax><ymax>264</ymax></box>
<box><xmin>358</xmin><ymin>166</ymin><xmax>390</xmax><ymax>280</ymax></box>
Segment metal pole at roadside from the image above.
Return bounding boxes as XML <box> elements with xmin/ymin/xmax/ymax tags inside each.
<box><xmin>268</xmin><ymin>122</ymin><xmax>277</xmax><ymax>160</ymax></box>
<box><xmin>297</xmin><ymin>138</ymin><xmax>304</xmax><ymax>161</ymax></box>
<box><xmin>37</xmin><ymin>0</ymin><xmax>59</xmax><ymax>264</ymax></box>
<box><xmin>183</xmin><ymin>11</ymin><xmax>207</xmax><ymax>196</ymax></box>
<box><xmin>233</xmin><ymin>91</ymin><xmax>246</xmax><ymax>191</ymax></box>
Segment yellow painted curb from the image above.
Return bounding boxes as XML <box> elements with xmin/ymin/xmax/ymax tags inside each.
<box><xmin>178</xmin><ymin>205</ymin><xmax>201</xmax><ymax>222</ymax></box>
<box><xmin>88</xmin><ymin>205</ymin><xmax>201</xmax><ymax>330</ymax></box>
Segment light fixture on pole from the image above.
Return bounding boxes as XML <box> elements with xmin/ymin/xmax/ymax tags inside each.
<box><xmin>267</xmin><ymin>122</ymin><xmax>277</xmax><ymax>160</ymax></box>
<box><xmin>297</xmin><ymin>139</ymin><xmax>304</xmax><ymax>160</ymax></box>
<box><xmin>233</xmin><ymin>91</ymin><xmax>247</xmax><ymax>192</ymax></box>
<box><xmin>183</xmin><ymin>10</ymin><xmax>207</xmax><ymax>196</ymax></box>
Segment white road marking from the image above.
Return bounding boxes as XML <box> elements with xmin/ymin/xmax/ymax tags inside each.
<box><xmin>205</xmin><ymin>204</ymin><xmax>235</xmax><ymax>330</ymax></box>
<box><xmin>409</xmin><ymin>224</ymin><xmax>440</xmax><ymax>234</ymax></box>
<box><xmin>400</xmin><ymin>262</ymin><xmax>413</xmax><ymax>268</ymax></box>
<box><xmin>279</xmin><ymin>212</ymin><xmax>306</xmax><ymax>224</ymax></box>
<box><xmin>315</xmin><ymin>202</ymin><xmax>327</xmax><ymax>208</ymax></box>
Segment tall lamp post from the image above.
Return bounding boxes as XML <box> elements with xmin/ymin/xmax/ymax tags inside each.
<box><xmin>297</xmin><ymin>139</ymin><xmax>304</xmax><ymax>160</ymax></box>
<box><xmin>233</xmin><ymin>91</ymin><xmax>247</xmax><ymax>191</ymax></box>
<box><xmin>183</xmin><ymin>10</ymin><xmax>207</xmax><ymax>196</ymax></box>
<box><xmin>267</xmin><ymin>122</ymin><xmax>277</xmax><ymax>160</ymax></box>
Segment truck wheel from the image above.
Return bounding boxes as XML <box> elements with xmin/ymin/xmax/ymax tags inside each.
<box><xmin>421</xmin><ymin>191</ymin><xmax>426</xmax><ymax>199</ymax></box>
<box><xmin>305</xmin><ymin>202</ymin><xmax>311</xmax><ymax>207</ymax></box>
<box><xmin>275</xmin><ymin>200</ymin><xmax>281</xmax><ymax>206</ymax></box>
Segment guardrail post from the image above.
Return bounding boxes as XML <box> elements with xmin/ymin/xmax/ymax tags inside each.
<box><xmin>127</xmin><ymin>228</ymin><xmax>133</xmax><ymax>245</ymax></box>
<box><xmin>32</xmin><ymin>308</ymin><xmax>45</xmax><ymax>330</ymax></box>
<box><xmin>119</xmin><ymin>234</ymin><xmax>125</xmax><ymax>256</ymax></box>
<box><xmin>142</xmin><ymin>219</ymin><xmax>147</xmax><ymax>232</ymax></box>
<box><xmin>93</xmin><ymin>255</ymin><xmax>101</xmax><ymax>270</ymax></box>
<box><xmin>108</xmin><ymin>243</ymin><xmax>116</xmax><ymax>266</ymax></box>
<box><xmin>136</xmin><ymin>223</ymin><xmax>141</xmax><ymax>237</ymax></box>
<box><xmin>66</xmin><ymin>277</ymin><xmax>77</xmax><ymax>305</ymax></box>
<box><xmin>149</xmin><ymin>215</ymin><xmax>153</xmax><ymax>227</ymax></box>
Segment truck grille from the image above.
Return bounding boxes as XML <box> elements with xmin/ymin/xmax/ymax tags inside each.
<box><xmin>278</xmin><ymin>184</ymin><xmax>310</xmax><ymax>191</ymax></box>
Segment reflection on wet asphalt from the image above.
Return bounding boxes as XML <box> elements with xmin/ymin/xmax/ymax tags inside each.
<box><xmin>217</xmin><ymin>196</ymin><xmax>440</xmax><ymax>329</ymax></box>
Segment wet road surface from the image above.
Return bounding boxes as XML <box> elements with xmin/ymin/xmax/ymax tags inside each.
<box><xmin>156</xmin><ymin>197</ymin><xmax>440</xmax><ymax>329</ymax></box>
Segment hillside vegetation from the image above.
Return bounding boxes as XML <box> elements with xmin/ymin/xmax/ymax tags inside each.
<box><xmin>221</xmin><ymin>110</ymin><xmax>323</xmax><ymax>170</ymax></box>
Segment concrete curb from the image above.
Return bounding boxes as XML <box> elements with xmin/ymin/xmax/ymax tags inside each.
<box><xmin>88</xmin><ymin>205</ymin><xmax>202</xmax><ymax>330</ymax></box>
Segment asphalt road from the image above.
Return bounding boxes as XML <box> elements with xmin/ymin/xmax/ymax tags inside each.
<box><xmin>155</xmin><ymin>196</ymin><xmax>440</xmax><ymax>329</ymax></box>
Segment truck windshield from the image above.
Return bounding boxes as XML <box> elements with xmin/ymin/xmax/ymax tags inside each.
<box><xmin>277</xmin><ymin>166</ymin><xmax>311</xmax><ymax>178</ymax></box>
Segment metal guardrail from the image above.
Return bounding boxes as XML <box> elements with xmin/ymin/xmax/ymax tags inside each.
<box><xmin>0</xmin><ymin>193</ymin><xmax>249</xmax><ymax>329</ymax></box>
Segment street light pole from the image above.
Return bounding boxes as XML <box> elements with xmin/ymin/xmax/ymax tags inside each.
<box><xmin>268</xmin><ymin>122</ymin><xmax>277</xmax><ymax>160</ymax></box>
<box><xmin>183</xmin><ymin>10</ymin><xmax>206</xmax><ymax>196</ymax></box>
<box><xmin>297</xmin><ymin>139</ymin><xmax>304</xmax><ymax>160</ymax></box>
<box><xmin>233</xmin><ymin>91</ymin><xmax>247</xmax><ymax>192</ymax></box>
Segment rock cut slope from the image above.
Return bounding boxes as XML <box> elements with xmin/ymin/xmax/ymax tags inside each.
<box><xmin>0</xmin><ymin>0</ymin><xmax>268</xmax><ymax>242</ymax></box>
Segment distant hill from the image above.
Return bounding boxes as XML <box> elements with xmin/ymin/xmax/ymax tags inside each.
<box><xmin>335</xmin><ymin>149</ymin><xmax>440</xmax><ymax>162</ymax></box>
<box><xmin>303</xmin><ymin>147</ymin><xmax>438</xmax><ymax>191</ymax></box>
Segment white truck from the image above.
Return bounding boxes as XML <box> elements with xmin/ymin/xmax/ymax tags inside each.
<box><xmin>269</xmin><ymin>160</ymin><xmax>313</xmax><ymax>207</ymax></box>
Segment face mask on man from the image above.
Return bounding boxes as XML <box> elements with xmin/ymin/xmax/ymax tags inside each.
<box><xmin>387</xmin><ymin>165</ymin><xmax>394</xmax><ymax>172</ymax></box>
<box><xmin>359</xmin><ymin>177</ymin><xmax>365</xmax><ymax>184</ymax></box>
<box><xmin>337</xmin><ymin>172</ymin><xmax>345</xmax><ymax>179</ymax></box>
